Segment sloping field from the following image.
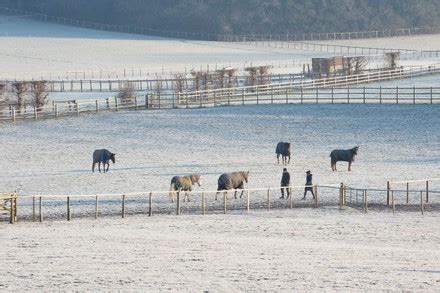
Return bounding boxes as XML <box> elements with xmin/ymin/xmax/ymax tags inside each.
<box><xmin>0</xmin><ymin>15</ymin><xmax>327</xmax><ymax>80</ymax></box>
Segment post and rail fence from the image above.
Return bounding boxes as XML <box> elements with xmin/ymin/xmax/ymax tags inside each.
<box><xmin>1</xmin><ymin>179</ymin><xmax>438</xmax><ymax>224</ymax></box>
<box><xmin>2</xmin><ymin>65</ymin><xmax>440</xmax><ymax>122</ymax></box>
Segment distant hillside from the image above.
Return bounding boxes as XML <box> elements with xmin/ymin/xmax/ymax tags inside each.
<box><xmin>2</xmin><ymin>0</ymin><xmax>440</xmax><ymax>35</ymax></box>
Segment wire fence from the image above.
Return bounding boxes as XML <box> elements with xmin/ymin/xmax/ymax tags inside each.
<box><xmin>1</xmin><ymin>179</ymin><xmax>439</xmax><ymax>224</ymax></box>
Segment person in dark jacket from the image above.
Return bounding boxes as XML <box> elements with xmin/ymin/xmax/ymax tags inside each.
<box><xmin>280</xmin><ymin>168</ymin><xmax>291</xmax><ymax>199</ymax></box>
<box><xmin>302</xmin><ymin>170</ymin><xmax>315</xmax><ymax>199</ymax></box>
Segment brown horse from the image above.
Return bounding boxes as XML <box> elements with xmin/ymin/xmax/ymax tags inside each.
<box><xmin>216</xmin><ymin>171</ymin><xmax>249</xmax><ymax>200</ymax></box>
<box><xmin>169</xmin><ymin>174</ymin><xmax>201</xmax><ymax>202</ymax></box>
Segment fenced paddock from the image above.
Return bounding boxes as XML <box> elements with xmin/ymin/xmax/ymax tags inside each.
<box><xmin>1</xmin><ymin>180</ymin><xmax>439</xmax><ymax>224</ymax></box>
<box><xmin>2</xmin><ymin>65</ymin><xmax>440</xmax><ymax>122</ymax></box>
<box><xmin>343</xmin><ymin>178</ymin><xmax>440</xmax><ymax>214</ymax></box>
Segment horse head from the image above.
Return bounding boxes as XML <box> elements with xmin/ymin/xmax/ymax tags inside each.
<box><xmin>242</xmin><ymin>171</ymin><xmax>249</xmax><ymax>183</ymax></box>
<box><xmin>352</xmin><ymin>146</ymin><xmax>359</xmax><ymax>156</ymax></box>
<box><xmin>110</xmin><ymin>153</ymin><xmax>116</xmax><ymax>164</ymax></box>
<box><xmin>191</xmin><ymin>174</ymin><xmax>202</xmax><ymax>186</ymax></box>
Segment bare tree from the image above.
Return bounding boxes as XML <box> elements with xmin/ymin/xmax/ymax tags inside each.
<box><xmin>245</xmin><ymin>67</ymin><xmax>258</xmax><ymax>90</ymax></box>
<box><xmin>30</xmin><ymin>81</ymin><xmax>50</xmax><ymax>111</ymax></box>
<box><xmin>257</xmin><ymin>66</ymin><xmax>272</xmax><ymax>85</ymax></box>
<box><xmin>117</xmin><ymin>81</ymin><xmax>136</xmax><ymax>105</ymax></box>
<box><xmin>0</xmin><ymin>83</ymin><xmax>7</xmax><ymax>111</ymax></box>
<box><xmin>384</xmin><ymin>52</ymin><xmax>400</xmax><ymax>69</ymax></box>
<box><xmin>174</xmin><ymin>73</ymin><xmax>186</xmax><ymax>94</ymax></box>
<box><xmin>11</xmin><ymin>82</ymin><xmax>29</xmax><ymax>113</ymax></box>
<box><xmin>347</xmin><ymin>56</ymin><xmax>368</xmax><ymax>75</ymax></box>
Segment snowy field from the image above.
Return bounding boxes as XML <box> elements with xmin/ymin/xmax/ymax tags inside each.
<box><xmin>1</xmin><ymin>13</ymin><xmax>440</xmax><ymax>291</ymax></box>
<box><xmin>0</xmin><ymin>15</ymin><xmax>327</xmax><ymax>80</ymax></box>
<box><xmin>1</xmin><ymin>208</ymin><xmax>439</xmax><ymax>291</ymax></box>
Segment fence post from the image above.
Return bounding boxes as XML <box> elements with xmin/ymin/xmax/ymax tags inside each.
<box><xmin>363</xmin><ymin>87</ymin><xmax>366</xmax><ymax>104</ymax></box>
<box><xmin>145</xmin><ymin>94</ymin><xmax>149</xmax><ymax>109</ymax></box>
<box><xmin>406</xmin><ymin>182</ymin><xmax>409</xmax><ymax>204</ymax></box>
<box><xmin>246</xmin><ymin>189</ymin><xmax>250</xmax><ymax>212</ymax></box>
<box><xmin>95</xmin><ymin>100</ymin><xmax>99</xmax><ymax>112</ymax></box>
<box><xmin>67</xmin><ymin>196</ymin><xmax>71</xmax><ymax>221</ymax></box>
<box><xmin>364</xmin><ymin>190</ymin><xmax>368</xmax><ymax>213</ymax></box>
<box><xmin>223</xmin><ymin>192</ymin><xmax>227</xmax><ymax>214</ymax></box>
<box><xmin>289</xmin><ymin>187</ymin><xmax>293</xmax><ymax>209</ymax></box>
<box><xmin>32</xmin><ymin>197</ymin><xmax>36</xmax><ymax>222</ymax></box>
<box><xmin>202</xmin><ymin>192</ymin><xmax>206</xmax><ymax>215</ymax></box>
<box><xmin>9</xmin><ymin>196</ymin><xmax>14</xmax><ymax>224</ymax></box>
<box><xmin>39</xmin><ymin>196</ymin><xmax>43</xmax><ymax>222</ymax></box>
<box><xmin>396</xmin><ymin>86</ymin><xmax>399</xmax><ymax>104</ymax></box>
<box><xmin>176</xmin><ymin>192</ymin><xmax>181</xmax><ymax>215</ymax></box>
<box><xmin>386</xmin><ymin>181</ymin><xmax>390</xmax><ymax>206</ymax></box>
<box><xmin>95</xmin><ymin>195</ymin><xmax>99</xmax><ymax>219</ymax></box>
<box><xmin>122</xmin><ymin>194</ymin><xmax>126</xmax><ymax>218</ymax></box>
<box><xmin>379</xmin><ymin>86</ymin><xmax>382</xmax><ymax>104</ymax></box>
<box><xmin>286</xmin><ymin>88</ymin><xmax>289</xmax><ymax>104</ymax></box>
<box><xmin>149</xmin><ymin>192</ymin><xmax>153</xmax><ymax>216</ymax></box>
<box><xmin>314</xmin><ymin>185</ymin><xmax>318</xmax><ymax>208</ymax></box>
<box><xmin>391</xmin><ymin>191</ymin><xmax>395</xmax><ymax>214</ymax></box>
<box><xmin>420</xmin><ymin>191</ymin><xmax>424</xmax><ymax>215</ymax></box>
<box><xmin>431</xmin><ymin>87</ymin><xmax>433</xmax><ymax>104</ymax></box>
<box><xmin>267</xmin><ymin>188</ymin><xmax>271</xmax><ymax>210</ymax></box>
<box><xmin>134</xmin><ymin>96</ymin><xmax>138</xmax><ymax>109</ymax></box>
<box><xmin>34</xmin><ymin>106</ymin><xmax>37</xmax><ymax>119</ymax></box>
<box><xmin>339</xmin><ymin>183</ymin><xmax>344</xmax><ymax>209</ymax></box>
<box><xmin>115</xmin><ymin>97</ymin><xmax>119</xmax><ymax>111</ymax></box>
<box><xmin>413</xmin><ymin>86</ymin><xmax>416</xmax><ymax>104</ymax></box>
<box><xmin>426</xmin><ymin>181</ymin><xmax>429</xmax><ymax>203</ymax></box>
<box><xmin>331</xmin><ymin>87</ymin><xmax>334</xmax><ymax>104</ymax></box>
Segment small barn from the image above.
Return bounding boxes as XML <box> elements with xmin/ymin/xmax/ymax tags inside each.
<box><xmin>312</xmin><ymin>56</ymin><xmax>348</xmax><ymax>78</ymax></box>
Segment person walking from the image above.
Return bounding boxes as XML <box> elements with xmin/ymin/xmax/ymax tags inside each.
<box><xmin>280</xmin><ymin>168</ymin><xmax>290</xmax><ymax>199</ymax></box>
<box><xmin>302</xmin><ymin>170</ymin><xmax>315</xmax><ymax>199</ymax></box>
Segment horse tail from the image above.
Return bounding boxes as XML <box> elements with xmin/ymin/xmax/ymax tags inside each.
<box><xmin>169</xmin><ymin>183</ymin><xmax>176</xmax><ymax>202</ymax></box>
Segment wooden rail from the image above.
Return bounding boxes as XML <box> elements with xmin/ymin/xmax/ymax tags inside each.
<box><xmin>2</xmin><ymin>66</ymin><xmax>440</xmax><ymax>122</ymax></box>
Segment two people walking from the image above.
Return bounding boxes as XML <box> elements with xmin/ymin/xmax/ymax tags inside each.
<box><xmin>280</xmin><ymin>169</ymin><xmax>315</xmax><ymax>200</ymax></box>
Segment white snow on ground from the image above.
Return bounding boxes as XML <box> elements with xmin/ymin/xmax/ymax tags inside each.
<box><xmin>0</xmin><ymin>209</ymin><xmax>439</xmax><ymax>291</ymax></box>
<box><xmin>317</xmin><ymin>34</ymin><xmax>440</xmax><ymax>51</ymax></box>
<box><xmin>1</xmin><ymin>13</ymin><xmax>440</xmax><ymax>291</ymax></box>
<box><xmin>1</xmin><ymin>104</ymin><xmax>439</xmax><ymax>196</ymax></box>
<box><xmin>0</xmin><ymin>15</ymin><xmax>324</xmax><ymax>80</ymax></box>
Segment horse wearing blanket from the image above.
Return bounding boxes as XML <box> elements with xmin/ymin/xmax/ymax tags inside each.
<box><xmin>276</xmin><ymin>142</ymin><xmax>291</xmax><ymax>165</ymax></box>
<box><xmin>330</xmin><ymin>146</ymin><xmax>359</xmax><ymax>171</ymax></box>
<box><xmin>92</xmin><ymin>149</ymin><xmax>116</xmax><ymax>173</ymax></box>
<box><xmin>216</xmin><ymin>171</ymin><xmax>249</xmax><ymax>200</ymax></box>
<box><xmin>169</xmin><ymin>174</ymin><xmax>201</xmax><ymax>202</ymax></box>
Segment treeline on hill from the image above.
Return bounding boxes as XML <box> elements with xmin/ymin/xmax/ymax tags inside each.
<box><xmin>1</xmin><ymin>0</ymin><xmax>440</xmax><ymax>34</ymax></box>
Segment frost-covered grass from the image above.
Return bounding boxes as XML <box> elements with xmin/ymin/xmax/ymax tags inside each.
<box><xmin>1</xmin><ymin>104</ymin><xmax>439</xmax><ymax>196</ymax></box>
<box><xmin>0</xmin><ymin>208</ymin><xmax>439</xmax><ymax>291</ymax></box>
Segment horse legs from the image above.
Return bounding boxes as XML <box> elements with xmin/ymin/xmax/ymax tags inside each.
<box><xmin>348</xmin><ymin>161</ymin><xmax>352</xmax><ymax>171</ymax></box>
<box><xmin>234</xmin><ymin>190</ymin><xmax>238</xmax><ymax>199</ymax></box>
<box><xmin>287</xmin><ymin>155</ymin><xmax>291</xmax><ymax>165</ymax></box>
<box><xmin>106</xmin><ymin>163</ymin><xmax>109</xmax><ymax>172</ymax></box>
<box><xmin>277</xmin><ymin>154</ymin><xmax>280</xmax><ymax>164</ymax></box>
<box><xmin>98</xmin><ymin>162</ymin><xmax>101</xmax><ymax>172</ymax></box>
<box><xmin>240</xmin><ymin>189</ymin><xmax>244</xmax><ymax>199</ymax></box>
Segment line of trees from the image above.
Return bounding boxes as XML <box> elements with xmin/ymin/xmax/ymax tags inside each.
<box><xmin>2</xmin><ymin>0</ymin><xmax>440</xmax><ymax>35</ymax></box>
<box><xmin>0</xmin><ymin>81</ymin><xmax>50</xmax><ymax>112</ymax></box>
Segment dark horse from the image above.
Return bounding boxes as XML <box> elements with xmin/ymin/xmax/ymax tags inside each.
<box><xmin>169</xmin><ymin>174</ymin><xmax>201</xmax><ymax>202</ymax></box>
<box><xmin>92</xmin><ymin>149</ymin><xmax>115</xmax><ymax>173</ymax></box>
<box><xmin>330</xmin><ymin>146</ymin><xmax>359</xmax><ymax>171</ymax></box>
<box><xmin>276</xmin><ymin>142</ymin><xmax>291</xmax><ymax>165</ymax></box>
<box><xmin>216</xmin><ymin>171</ymin><xmax>249</xmax><ymax>200</ymax></box>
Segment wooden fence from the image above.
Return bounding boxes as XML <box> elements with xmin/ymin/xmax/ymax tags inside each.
<box><xmin>2</xmin><ymin>66</ymin><xmax>440</xmax><ymax>121</ymax></box>
<box><xmin>236</xmin><ymin>39</ymin><xmax>440</xmax><ymax>59</ymax></box>
<box><xmin>1</xmin><ymin>179</ymin><xmax>438</xmax><ymax>224</ymax></box>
